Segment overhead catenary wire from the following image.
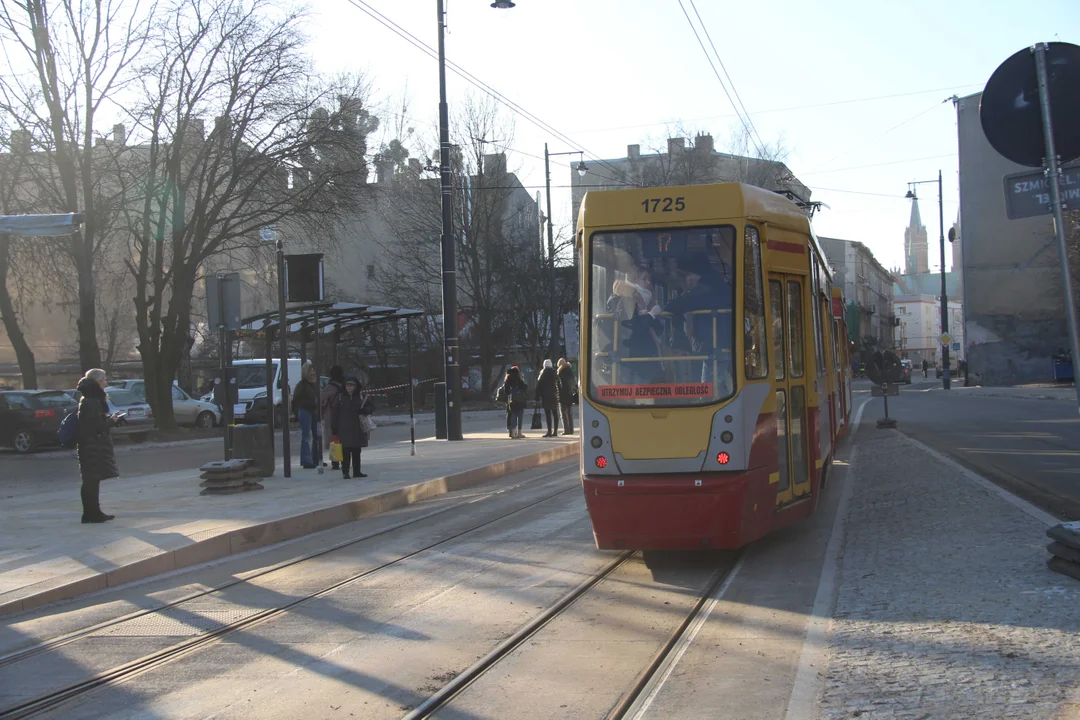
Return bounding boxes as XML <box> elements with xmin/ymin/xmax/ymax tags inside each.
<box><xmin>345</xmin><ymin>0</ymin><xmax>638</xmax><ymax>188</ymax></box>
<box><xmin>686</xmin><ymin>0</ymin><xmax>768</xmax><ymax>156</ymax></box>
<box><xmin>676</xmin><ymin>0</ymin><xmax>765</xmax><ymax>158</ymax></box>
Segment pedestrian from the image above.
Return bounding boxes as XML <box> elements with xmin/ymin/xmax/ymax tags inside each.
<box><xmin>330</xmin><ymin>374</ymin><xmax>375</xmax><ymax>479</ymax></box>
<box><xmin>292</xmin><ymin>361</ymin><xmax>320</xmax><ymax>468</ymax></box>
<box><xmin>496</xmin><ymin>365</ymin><xmax>528</xmax><ymax>438</ymax></box>
<box><xmin>535</xmin><ymin>359</ymin><xmax>562</xmax><ymax>437</ymax></box>
<box><xmin>922</xmin><ymin>358</ymin><xmax>928</xmax><ymax>378</ymax></box>
<box><xmin>75</xmin><ymin>368</ymin><xmax>120</xmax><ymax>523</ymax></box>
<box><xmin>320</xmin><ymin>365</ymin><xmax>346</xmax><ymax>469</ymax></box>
<box><xmin>556</xmin><ymin>358</ymin><xmax>576</xmax><ymax>435</ymax></box>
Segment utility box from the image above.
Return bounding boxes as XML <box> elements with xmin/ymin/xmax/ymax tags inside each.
<box><xmin>434</xmin><ymin>382</ymin><xmax>447</xmax><ymax>440</ymax></box>
<box><xmin>232</xmin><ymin>424</ymin><xmax>274</xmax><ymax>477</ymax></box>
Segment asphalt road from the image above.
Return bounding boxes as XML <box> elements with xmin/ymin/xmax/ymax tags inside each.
<box><xmin>858</xmin><ymin>377</ymin><xmax>1080</xmax><ymax>520</ymax></box>
<box><xmin>0</xmin><ymin>411</ymin><xmax>513</xmax><ymax>485</ymax></box>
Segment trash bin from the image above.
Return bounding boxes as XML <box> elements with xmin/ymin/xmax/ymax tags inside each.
<box><xmin>434</xmin><ymin>382</ymin><xmax>447</xmax><ymax>440</ymax></box>
<box><xmin>231</xmin><ymin>423</ymin><xmax>274</xmax><ymax>477</ymax></box>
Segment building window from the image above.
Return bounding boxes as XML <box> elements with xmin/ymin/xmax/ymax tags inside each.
<box><xmin>367</xmin><ymin>264</ymin><xmax>375</xmax><ymax>280</ymax></box>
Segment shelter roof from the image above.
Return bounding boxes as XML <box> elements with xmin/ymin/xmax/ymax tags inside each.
<box><xmin>240</xmin><ymin>302</ymin><xmax>422</xmax><ymax>338</ymax></box>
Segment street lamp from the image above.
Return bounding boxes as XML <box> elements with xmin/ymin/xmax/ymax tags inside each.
<box><xmin>435</xmin><ymin>0</ymin><xmax>514</xmax><ymax>441</ymax></box>
<box><xmin>905</xmin><ymin>170</ymin><xmax>951</xmax><ymax>390</ymax></box>
<box><xmin>543</xmin><ymin>145</ymin><xmax>586</xmax><ymax>362</ymax></box>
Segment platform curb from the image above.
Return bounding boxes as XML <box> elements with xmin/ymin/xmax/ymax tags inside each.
<box><xmin>0</xmin><ymin>441</ymin><xmax>579</xmax><ymax>618</ymax></box>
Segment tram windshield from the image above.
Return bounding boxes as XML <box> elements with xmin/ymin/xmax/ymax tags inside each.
<box><xmin>588</xmin><ymin>225</ymin><xmax>736</xmax><ymax>407</ymax></box>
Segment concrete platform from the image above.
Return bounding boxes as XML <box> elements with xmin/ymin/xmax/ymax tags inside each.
<box><xmin>0</xmin><ymin>432</ymin><xmax>579</xmax><ymax>617</ymax></box>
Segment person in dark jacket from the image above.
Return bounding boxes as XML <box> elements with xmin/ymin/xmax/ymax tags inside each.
<box><xmin>75</xmin><ymin>368</ymin><xmax>120</xmax><ymax>523</ymax></box>
<box><xmin>320</xmin><ymin>365</ymin><xmax>346</xmax><ymax>469</ymax></box>
<box><xmin>293</xmin><ymin>361</ymin><xmax>320</xmax><ymax>468</ymax></box>
<box><xmin>556</xmin><ymin>358</ymin><xmax>576</xmax><ymax>435</ymax></box>
<box><xmin>331</xmin><ymin>374</ymin><xmax>375</xmax><ymax>479</ymax></box>
<box><xmin>496</xmin><ymin>365</ymin><xmax>529</xmax><ymax>438</ymax></box>
<box><xmin>535</xmin><ymin>359</ymin><xmax>562</xmax><ymax>437</ymax></box>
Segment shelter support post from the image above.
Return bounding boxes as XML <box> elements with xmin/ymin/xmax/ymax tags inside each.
<box><xmin>408</xmin><ymin>317</ymin><xmax>416</xmax><ymax>456</ymax></box>
<box><xmin>265</xmin><ymin>330</ymin><xmax>275</xmax><ymax>454</ymax></box>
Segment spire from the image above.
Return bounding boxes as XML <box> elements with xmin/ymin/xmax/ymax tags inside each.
<box><xmin>909</xmin><ymin>196</ymin><xmax>923</xmax><ymax>230</ymax></box>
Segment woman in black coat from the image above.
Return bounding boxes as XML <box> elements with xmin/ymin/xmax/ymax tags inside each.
<box><xmin>556</xmin><ymin>358</ymin><xmax>576</xmax><ymax>435</ymax></box>
<box><xmin>331</xmin><ymin>374</ymin><xmax>375</xmax><ymax>479</ymax></box>
<box><xmin>76</xmin><ymin>368</ymin><xmax>120</xmax><ymax>523</ymax></box>
<box><xmin>535</xmin><ymin>359</ymin><xmax>562</xmax><ymax>437</ymax></box>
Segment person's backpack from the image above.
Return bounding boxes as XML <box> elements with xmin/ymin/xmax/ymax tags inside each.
<box><xmin>509</xmin><ymin>385</ymin><xmax>528</xmax><ymax>410</ymax></box>
<box><xmin>58</xmin><ymin>412</ymin><xmax>79</xmax><ymax>449</ymax></box>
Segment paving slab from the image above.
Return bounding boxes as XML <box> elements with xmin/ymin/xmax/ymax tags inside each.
<box><xmin>815</xmin><ymin>426</ymin><xmax>1080</xmax><ymax>719</ymax></box>
<box><xmin>0</xmin><ymin>431</ymin><xmax>579</xmax><ymax>617</ymax></box>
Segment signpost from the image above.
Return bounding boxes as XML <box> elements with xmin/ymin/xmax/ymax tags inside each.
<box><xmin>206</xmin><ymin>273</ymin><xmax>241</xmax><ymax>459</ymax></box>
<box><xmin>981</xmin><ymin>41</ymin><xmax>1080</xmax><ymax>414</ymax></box>
<box><xmin>1002</xmin><ymin>162</ymin><xmax>1080</xmax><ymax>220</ymax></box>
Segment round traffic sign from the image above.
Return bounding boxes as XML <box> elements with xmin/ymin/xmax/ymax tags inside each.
<box><xmin>980</xmin><ymin>42</ymin><xmax>1080</xmax><ymax>168</ymax></box>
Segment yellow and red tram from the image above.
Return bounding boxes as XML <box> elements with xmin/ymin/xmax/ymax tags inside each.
<box><xmin>577</xmin><ymin>182</ymin><xmax>850</xmax><ymax>550</ymax></box>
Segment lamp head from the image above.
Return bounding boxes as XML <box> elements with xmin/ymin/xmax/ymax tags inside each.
<box><xmin>576</xmin><ymin>160</ymin><xmax>588</xmax><ymax>178</ymax></box>
<box><xmin>904</xmin><ymin>189</ymin><xmax>916</xmax><ymax>199</ymax></box>
<box><xmin>491</xmin><ymin>0</ymin><xmax>515</xmax><ymax>7</ymax></box>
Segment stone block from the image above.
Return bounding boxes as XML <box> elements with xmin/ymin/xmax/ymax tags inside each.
<box><xmin>1047</xmin><ymin>541</ymin><xmax>1080</xmax><ymax>565</ymax></box>
<box><xmin>1047</xmin><ymin>521</ymin><xmax>1080</xmax><ymax>551</ymax></box>
<box><xmin>1047</xmin><ymin>556</ymin><xmax>1080</xmax><ymax>583</ymax></box>
<box><xmin>200</xmin><ymin>483</ymin><xmax>263</xmax><ymax>496</ymax></box>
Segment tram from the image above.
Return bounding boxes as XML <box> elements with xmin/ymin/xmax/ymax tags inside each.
<box><xmin>577</xmin><ymin>182</ymin><xmax>850</xmax><ymax>550</ymax></box>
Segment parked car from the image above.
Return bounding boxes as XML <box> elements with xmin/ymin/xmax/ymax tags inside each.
<box><xmin>103</xmin><ymin>388</ymin><xmax>154</xmax><ymax>442</ymax></box>
<box><xmin>245</xmin><ymin>376</ymin><xmax>328</xmax><ymax>425</ymax></box>
<box><xmin>899</xmin><ymin>359</ymin><xmax>913</xmax><ymax>384</ymax></box>
<box><xmin>108</xmin><ymin>379</ymin><xmax>221</xmax><ymax>427</ymax></box>
<box><xmin>0</xmin><ymin>390</ymin><xmax>75</xmax><ymax>453</ymax></box>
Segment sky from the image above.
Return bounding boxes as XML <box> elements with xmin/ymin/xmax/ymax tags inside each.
<box><xmin>307</xmin><ymin>0</ymin><xmax>1080</xmax><ymax>275</ymax></box>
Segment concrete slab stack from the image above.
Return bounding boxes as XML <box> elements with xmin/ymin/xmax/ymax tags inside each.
<box><xmin>199</xmin><ymin>459</ymin><xmax>264</xmax><ymax>495</ymax></box>
<box><xmin>1046</xmin><ymin>521</ymin><xmax>1080</xmax><ymax>582</ymax></box>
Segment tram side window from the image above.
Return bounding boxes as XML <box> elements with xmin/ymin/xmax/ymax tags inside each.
<box><xmin>743</xmin><ymin>225</ymin><xmax>768</xmax><ymax>380</ymax></box>
<box><xmin>786</xmin><ymin>280</ymin><xmax>805</xmax><ymax>378</ymax></box>
<box><xmin>810</xmin><ymin>256</ymin><xmax>826</xmax><ymax>378</ymax></box>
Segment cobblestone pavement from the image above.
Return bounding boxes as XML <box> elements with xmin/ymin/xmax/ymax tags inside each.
<box><xmin>819</xmin><ymin>427</ymin><xmax>1080</xmax><ymax>719</ymax></box>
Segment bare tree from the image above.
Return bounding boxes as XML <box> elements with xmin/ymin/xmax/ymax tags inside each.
<box><xmin>373</xmin><ymin>96</ymin><xmax>543</xmax><ymax>398</ymax></box>
<box><xmin>0</xmin><ymin>0</ymin><xmax>155</xmax><ymax>370</ymax></box>
<box><xmin>112</xmin><ymin>0</ymin><xmax>377</xmax><ymax>428</ymax></box>
<box><xmin>0</xmin><ymin>134</ymin><xmax>41</xmax><ymax>387</ymax></box>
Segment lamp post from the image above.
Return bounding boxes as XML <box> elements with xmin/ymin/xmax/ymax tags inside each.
<box><xmin>905</xmin><ymin>171</ymin><xmax>951</xmax><ymax>390</ymax></box>
<box><xmin>435</xmin><ymin>0</ymin><xmax>514</xmax><ymax>441</ymax></box>
<box><xmin>543</xmin><ymin>145</ymin><xmax>587</xmax><ymax>361</ymax></box>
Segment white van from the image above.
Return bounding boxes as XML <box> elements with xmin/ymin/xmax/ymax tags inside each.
<box><xmin>229</xmin><ymin>358</ymin><xmax>303</xmax><ymax>421</ymax></box>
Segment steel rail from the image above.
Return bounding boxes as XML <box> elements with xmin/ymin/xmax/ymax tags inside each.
<box><xmin>0</xmin><ymin>462</ymin><xmax>573</xmax><ymax>670</ymax></box>
<box><xmin>0</xmin><ymin>469</ymin><xmax>580</xmax><ymax>719</ymax></box>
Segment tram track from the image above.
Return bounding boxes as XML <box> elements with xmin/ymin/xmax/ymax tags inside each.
<box><xmin>401</xmin><ymin>549</ymin><xmax>743</xmax><ymax>720</ymax></box>
<box><xmin>0</xmin><ymin>464</ymin><xmax>581</xmax><ymax>720</ymax></box>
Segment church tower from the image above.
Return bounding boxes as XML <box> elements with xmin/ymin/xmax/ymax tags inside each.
<box><xmin>904</xmin><ymin>197</ymin><xmax>929</xmax><ymax>275</ymax></box>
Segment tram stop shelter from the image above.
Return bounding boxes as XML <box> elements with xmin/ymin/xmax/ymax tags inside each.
<box><xmin>238</xmin><ymin>302</ymin><xmax>424</xmax><ymax>471</ymax></box>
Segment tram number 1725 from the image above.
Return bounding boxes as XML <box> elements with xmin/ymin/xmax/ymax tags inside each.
<box><xmin>640</xmin><ymin>196</ymin><xmax>686</xmax><ymax>213</ymax></box>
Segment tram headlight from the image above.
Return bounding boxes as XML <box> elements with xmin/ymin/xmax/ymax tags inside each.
<box><xmin>595</xmin><ymin>456</ymin><xmax>608</xmax><ymax>469</ymax></box>
<box><xmin>717</xmin><ymin>452</ymin><xmax>731</xmax><ymax>465</ymax></box>
<box><xmin>720</xmin><ymin>431</ymin><xmax>734</xmax><ymax>444</ymax></box>
<box><xmin>591</xmin><ymin>436</ymin><xmax>603</xmax><ymax>449</ymax></box>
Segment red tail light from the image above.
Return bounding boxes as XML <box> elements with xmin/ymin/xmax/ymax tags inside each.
<box><xmin>34</xmin><ymin>409</ymin><xmax>55</xmax><ymax>419</ymax></box>
<box><xmin>717</xmin><ymin>452</ymin><xmax>730</xmax><ymax>465</ymax></box>
<box><xmin>595</xmin><ymin>456</ymin><xmax>608</xmax><ymax>469</ymax></box>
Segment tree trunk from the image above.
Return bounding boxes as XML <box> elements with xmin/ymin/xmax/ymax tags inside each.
<box><xmin>0</xmin><ymin>236</ymin><xmax>38</xmax><ymax>389</ymax></box>
<box><xmin>72</xmin><ymin>235</ymin><xmax>101</xmax><ymax>369</ymax></box>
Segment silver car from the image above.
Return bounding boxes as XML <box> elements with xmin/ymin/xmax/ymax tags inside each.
<box><xmin>108</xmin><ymin>380</ymin><xmax>221</xmax><ymax>427</ymax></box>
<box><xmin>103</xmin><ymin>388</ymin><xmax>155</xmax><ymax>442</ymax></box>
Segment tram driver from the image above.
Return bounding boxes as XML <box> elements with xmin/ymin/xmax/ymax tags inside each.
<box><xmin>664</xmin><ymin>254</ymin><xmax>734</xmax><ymax>397</ymax></box>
